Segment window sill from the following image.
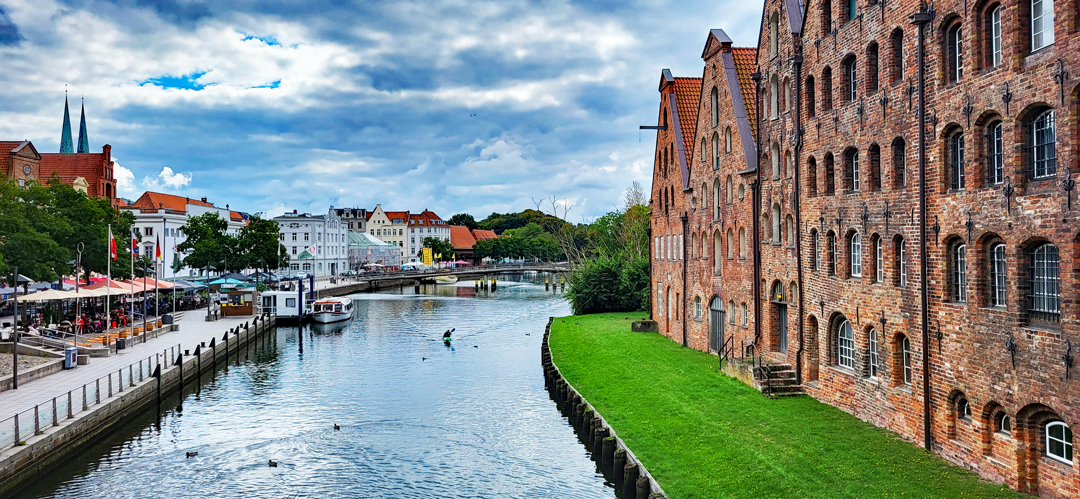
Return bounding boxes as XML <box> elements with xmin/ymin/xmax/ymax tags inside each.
<box><xmin>1042</xmin><ymin>455</ymin><xmax>1073</xmax><ymax>468</ymax></box>
<box><xmin>826</xmin><ymin>365</ymin><xmax>857</xmax><ymax>377</ymax></box>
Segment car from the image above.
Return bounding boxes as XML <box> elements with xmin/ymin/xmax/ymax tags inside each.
<box><xmin>296</xmin><ymin>272</ymin><xmax>309</xmax><ymax>279</ymax></box>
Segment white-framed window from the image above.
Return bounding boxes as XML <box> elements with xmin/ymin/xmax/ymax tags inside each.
<box><xmin>953</xmin><ymin>244</ymin><xmax>967</xmax><ymax>302</ymax></box>
<box><xmin>711</xmin><ymin>87</ymin><xmax>719</xmax><ymax>127</ymax></box>
<box><xmin>725</xmin><ymin>127</ymin><xmax>733</xmax><ymax>153</ymax></box>
<box><xmin>990</xmin><ymin>6</ymin><xmax>1002</xmax><ymax>67</ymax></box>
<box><xmin>957</xmin><ymin>398</ymin><xmax>972</xmax><ymax>421</ymax></box>
<box><xmin>741</xmin><ymin>303</ymin><xmax>748</xmax><ymax>326</ymax></box>
<box><xmin>902</xmin><ymin>336</ymin><xmax>913</xmax><ymax>384</ymax></box>
<box><xmin>837</xmin><ymin>320</ymin><xmax>855</xmax><ymax>369</ymax></box>
<box><xmin>728</xmin><ymin>301</ymin><xmax>736</xmax><ymax>325</ymax></box>
<box><xmin>869</xmin><ymin>328</ymin><xmax>880</xmax><ymax>378</ymax></box>
<box><xmin>987</xmin><ymin>121</ymin><xmax>1004</xmax><ymax>184</ymax></box>
<box><xmin>844</xmin><ymin>57</ymin><xmax>857</xmax><ymax>101</ymax></box>
<box><xmin>1032</xmin><ymin>0</ymin><xmax>1055</xmax><ymax>51</ymax></box>
<box><xmin>656</xmin><ymin>283</ymin><xmax>663</xmax><ymax>317</ymax></box>
<box><xmin>713</xmin><ymin>132</ymin><xmax>721</xmax><ymax>169</ymax></box>
<box><xmin>990</xmin><ymin>243</ymin><xmax>1007</xmax><ymax>307</ymax></box>
<box><xmin>1030</xmin><ymin>243</ymin><xmax>1061</xmax><ymax>319</ymax></box>
<box><xmin>694</xmin><ymin>296</ymin><xmax>702</xmax><ymax>320</ymax></box>
<box><xmin>950</xmin><ymin>131</ymin><xmax>965</xmax><ymax>190</ymax></box>
<box><xmin>875</xmin><ymin>237</ymin><xmax>883</xmax><ymax>283</ymax></box>
<box><xmin>949</xmin><ymin>24</ymin><xmax>963</xmax><ymax>82</ymax></box>
<box><xmin>851</xmin><ymin>233</ymin><xmax>862</xmax><ymax>277</ymax></box>
<box><xmin>995</xmin><ymin>412</ymin><xmax>1011</xmax><ymax>434</ymax></box>
<box><xmin>1046</xmin><ymin>421</ymin><xmax>1073</xmax><ymax>464</ymax></box>
<box><xmin>899</xmin><ymin>239</ymin><xmax>908</xmax><ymax>287</ymax></box>
<box><xmin>1032</xmin><ymin>110</ymin><xmax>1056</xmax><ymax>179</ymax></box>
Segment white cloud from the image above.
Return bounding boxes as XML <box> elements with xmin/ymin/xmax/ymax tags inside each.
<box><xmin>112</xmin><ymin>158</ymin><xmax>138</xmax><ymax>198</ymax></box>
<box><xmin>142</xmin><ymin>166</ymin><xmax>192</xmax><ymax>191</ymax></box>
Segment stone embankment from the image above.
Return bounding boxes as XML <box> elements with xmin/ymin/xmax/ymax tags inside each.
<box><xmin>541</xmin><ymin>317</ymin><xmax>667</xmax><ymax>499</ymax></box>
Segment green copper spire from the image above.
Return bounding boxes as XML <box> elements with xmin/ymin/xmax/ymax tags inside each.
<box><xmin>60</xmin><ymin>93</ymin><xmax>74</xmax><ymax>154</ymax></box>
<box><xmin>77</xmin><ymin>99</ymin><xmax>89</xmax><ymax>153</ymax></box>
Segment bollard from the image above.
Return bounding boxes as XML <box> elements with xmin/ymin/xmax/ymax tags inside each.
<box><xmin>613</xmin><ymin>448</ymin><xmax>626</xmax><ymax>483</ymax></box>
<box><xmin>545</xmin><ymin>278</ymin><xmax>550</xmax><ymax>290</ymax></box>
<box><xmin>490</xmin><ymin>279</ymin><xmax>496</xmax><ymax>291</ymax></box>
<box><xmin>623</xmin><ymin>462</ymin><xmax>639</xmax><ymax>498</ymax></box>
<box><xmin>636</xmin><ymin>476</ymin><xmax>651</xmax><ymax>499</ymax></box>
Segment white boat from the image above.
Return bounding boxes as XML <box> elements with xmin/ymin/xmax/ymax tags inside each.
<box><xmin>434</xmin><ymin>275</ymin><xmax>459</xmax><ymax>284</ymax></box>
<box><xmin>259</xmin><ymin>290</ymin><xmax>306</xmax><ymax>320</ymax></box>
<box><xmin>311</xmin><ymin>297</ymin><xmax>354</xmax><ymax>323</ymax></box>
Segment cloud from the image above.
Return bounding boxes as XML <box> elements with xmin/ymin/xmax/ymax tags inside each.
<box><xmin>112</xmin><ymin>159</ymin><xmax>137</xmax><ymax>198</ymax></box>
<box><xmin>0</xmin><ymin>7</ymin><xmax>21</xmax><ymax>46</ymax></box>
<box><xmin>141</xmin><ymin>166</ymin><xmax>192</xmax><ymax>190</ymax></box>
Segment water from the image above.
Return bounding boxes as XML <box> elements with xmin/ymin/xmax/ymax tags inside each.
<box><xmin>14</xmin><ymin>276</ymin><xmax>612</xmax><ymax>499</ymax></box>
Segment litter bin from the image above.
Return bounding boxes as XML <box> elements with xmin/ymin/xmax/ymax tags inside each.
<box><xmin>116</xmin><ymin>337</ymin><xmax>127</xmax><ymax>350</ymax></box>
<box><xmin>64</xmin><ymin>346</ymin><xmax>78</xmax><ymax>369</ymax></box>
<box><xmin>162</xmin><ymin>314</ymin><xmax>174</xmax><ymax>325</ymax></box>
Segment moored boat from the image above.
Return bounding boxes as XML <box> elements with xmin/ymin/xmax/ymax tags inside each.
<box><xmin>434</xmin><ymin>275</ymin><xmax>459</xmax><ymax>284</ymax></box>
<box><xmin>311</xmin><ymin>297</ymin><xmax>354</xmax><ymax>323</ymax></box>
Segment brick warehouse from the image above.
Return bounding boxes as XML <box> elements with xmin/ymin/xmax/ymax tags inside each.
<box><xmin>648</xmin><ymin>0</ymin><xmax>1080</xmax><ymax>495</ymax></box>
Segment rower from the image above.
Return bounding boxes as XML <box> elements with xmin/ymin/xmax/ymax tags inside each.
<box><xmin>443</xmin><ymin>329</ymin><xmax>452</xmax><ymax>341</ymax></box>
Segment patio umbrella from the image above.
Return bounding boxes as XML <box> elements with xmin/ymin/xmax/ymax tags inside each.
<box><xmin>208</xmin><ymin>277</ymin><xmax>245</xmax><ymax>285</ymax></box>
<box><xmin>222</xmin><ymin>272</ymin><xmax>252</xmax><ymax>282</ymax></box>
<box><xmin>17</xmin><ymin>289</ymin><xmax>78</xmax><ymax>302</ymax></box>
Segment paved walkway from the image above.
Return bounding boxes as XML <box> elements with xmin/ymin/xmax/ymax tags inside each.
<box><xmin>0</xmin><ymin>312</ymin><xmax>262</xmax><ymax>420</ymax></box>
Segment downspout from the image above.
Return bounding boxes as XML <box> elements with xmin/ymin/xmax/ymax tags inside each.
<box><xmin>647</xmin><ymin>226</ymin><xmax>654</xmax><ymax>320</ymax></box>
<box><xmin>912</xmin><ymin>4</ymin><xmax>933</xmax><ymax>452</ymax></box>
<box><xmin>750</xmin><ymin>71</ymin><xmax>763</xmax><ymax>349</ymax></box>
<box><xmin>681</xmin><ymin>213</ymin><xmax>689</xmax><ymax>347</ymax></box>
<box><xmin>793</xmin><ymin>50</ymin><xmax>805</xmax><ymax>385</ymax></box>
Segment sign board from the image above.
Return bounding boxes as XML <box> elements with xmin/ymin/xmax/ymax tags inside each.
<box><xmin>422</xmin><ymin>248</ymin><xmax>433</xmax><ymax>266</ymax></box>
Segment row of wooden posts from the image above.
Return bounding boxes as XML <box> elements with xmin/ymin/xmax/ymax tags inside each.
<box><xmin>541</xmin><ymin>319</ymin><xmax>664</xmax><ymax>499</ymax></box>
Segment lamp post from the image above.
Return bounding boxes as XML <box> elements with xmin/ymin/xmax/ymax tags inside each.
<box><xmin>11</xmin><ymin>267</ymin><xmax>18</xmax><ymax>389</ymax></box>
<box><xmin>74</xmin><ymin>242</ymin><xmax>83</xmax><ymax>349</ymax></box>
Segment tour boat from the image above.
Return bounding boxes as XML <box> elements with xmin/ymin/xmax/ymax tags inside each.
<box><xmin>311</xmin><ymin>297</ymin><xmax>354</xmax><ymax>323</ymax></box>
<box><xmin>434</xmin><ymin>275</ymin><xmax>459</xmax><ymax>284</ymax></box>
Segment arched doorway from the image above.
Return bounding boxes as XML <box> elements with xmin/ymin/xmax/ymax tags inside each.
<box><xmin>806</xmin><ymin>315</ymin><xmax>820</xmax><ymax>381</ymax></box>
<box><xmin>770</xmin><ymin>281</ymin><xmax>787</xmax><ymax>354</ymax></box>
<box><xmin>709</xmin><ymin>296</ymin><xmax>725</xmax><ymax>353</ymax></box>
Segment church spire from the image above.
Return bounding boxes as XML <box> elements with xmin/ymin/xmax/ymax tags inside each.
<box><xmin>77</xmin><ymin>98</ymin><xmax>89</xmax><ymax>153</ymax></box>
<box><xmin>60</xmin><ymin>90</ymin><xmax>74</xmax><ymax>154</ymax></box>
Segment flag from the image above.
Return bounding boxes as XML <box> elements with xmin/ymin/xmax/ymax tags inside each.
<box><xmin>131</xmin><ymin>227</ymin><xmax>138</xmax><ymax>255</ymax></box>
<box><xmin>155</xmin><ymin>236</ymin><xmax>161</xmax><ymax>262</ymax></box>
<box><xmin>109</xmin><ymin>226</ymin><xmax>118</xmax><ymax>261</ymax></box>
<box><xmin>307</xmin><ymin>244</ymin><xmax>316</xmax><ymax>255</ymax></box>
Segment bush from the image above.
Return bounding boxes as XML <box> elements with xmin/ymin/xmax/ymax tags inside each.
<box><xmin>566</xmin><ymin>255</ymin><xmax>648</xmax><ymax>315</ymax></box>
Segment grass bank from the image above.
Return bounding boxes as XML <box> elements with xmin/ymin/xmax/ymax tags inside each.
<box><xmin>548</xmin><ymin>312</ymin><xmax>1023</xmax><ymax>499</ymax></box>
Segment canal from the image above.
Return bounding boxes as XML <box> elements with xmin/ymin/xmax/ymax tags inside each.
<box><xmin>13</xmin><ymin>275</ymin><xmax>614</xmax><ymax>498</ymax></box>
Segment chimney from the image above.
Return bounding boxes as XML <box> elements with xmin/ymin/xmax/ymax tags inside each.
<box><xmin>201</xmin><ymin>197</ymin><xmax>208</xmax><ymax>203</ymax></box>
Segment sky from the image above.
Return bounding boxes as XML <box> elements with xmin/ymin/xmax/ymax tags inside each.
<box><xmin>0</xmin><ymin>0</ymin><xmax>764</xmax><ymax>222</ymax></box>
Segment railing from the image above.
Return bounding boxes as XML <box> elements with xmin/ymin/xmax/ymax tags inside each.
<box><xmin>0</xmin><ymin>343</ymin><xmax>181</xmax><ymax>452</ymax></box>
<box><xmin>718</xmin><ymin>334</ymin><xmax>736</xmax><ymax>369</ymax></box>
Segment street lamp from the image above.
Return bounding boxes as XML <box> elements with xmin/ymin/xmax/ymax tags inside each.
<box><xmin>11</xmin><ymin>267</ymin><xmax>18</xmax><ymax>389</ymax></box>
<box><xmin>74</xmin><ymin>242</ymin><xmax>83</xmax><ymax>349</ymax></box>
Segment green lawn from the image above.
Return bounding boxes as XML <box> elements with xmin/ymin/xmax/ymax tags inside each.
<box><xmin>549</xmin><ymin>312</ymin><xmax>1024</xmax><ymax>499</ymax></box>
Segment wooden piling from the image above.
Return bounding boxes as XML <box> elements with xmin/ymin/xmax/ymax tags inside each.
<box><xmin>602</xmin><ymin>437</ymin><xmax>616</xmax><ymax>469</ymax></box>
<box><xmin>613</xmin><ymin>448</ymin><xmax>626</xmax><ymax>483</ymax></box>
<box><xmin>636</xmin><ymin>476</ymin><xmax>651</xmax><ymax>499</ymax></box>
<box><xmin>622</xmin><ymin>462</ymin><xmax>639</xmax><ymax>498</ymax></box>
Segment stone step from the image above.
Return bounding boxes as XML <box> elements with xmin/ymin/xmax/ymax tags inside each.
<box><xmin>760</xmin><ymin>378</ymin><xmax>801</xmax><ymax>387</ymax></box>
<box><xmin>762</xmin><ymin>385</ymin><xmax>806</xmax><ymax>394</ymax></box>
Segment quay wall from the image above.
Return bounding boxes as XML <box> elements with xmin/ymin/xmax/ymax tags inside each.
<box><xmin>0</xmin><ymin>315</ymin><xmax>277</xmax><ymax>497</ymax></box>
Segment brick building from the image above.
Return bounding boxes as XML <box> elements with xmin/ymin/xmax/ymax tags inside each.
<box><xmin>649</xmin><ymin>0</ymin><xmax>1080</xmax><ymax>495</ymax></box>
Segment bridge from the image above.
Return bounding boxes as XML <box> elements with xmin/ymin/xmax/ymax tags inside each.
<box><xmin>305</xmin><ymin>263</ymin><xmax>571</xmax><ymax>298</ymax></box>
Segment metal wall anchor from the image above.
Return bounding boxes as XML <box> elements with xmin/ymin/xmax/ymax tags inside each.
<box><xmin>1005</xmin><ymin>333</ymin><xmax>1018</xmax><ymax>369</ymax></box>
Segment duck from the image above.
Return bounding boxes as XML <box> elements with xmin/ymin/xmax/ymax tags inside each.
<box><xmin>333</xmin><ymin>424</ymin><xmax>340</xmax><ymax>430</ymax></box>
<box><xmin>186</xmin><ymin>451</ymin><xmax>198</xmax><ymax>458</ymax></box>
<box><xmin>473</xmin><ymin>345</ymin><xmax>478</xmax><ymax>348</ymax></box>
<box><xmin>422</xmin><ymin>357</ymin><xmax>427</xmax><ymax>361</ymax></box>
<box><xmin>268</xmin><ymin>459</ymin><xmax>278</xmax><ymax>467</ymax></box>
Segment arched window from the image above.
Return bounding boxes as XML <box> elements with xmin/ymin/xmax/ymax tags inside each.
<box><xmin>713</xmin><ymin>179</ymin><xmax>722</xmax><ymax>219</ymax></box>
<box><xmin>869</xmin><ymin>328</ymin><xmax>880</xmax><ymax>377</ymax></box>
<box><xmin>770</xmin><ymin>11</ymin><xmax>780</xmax><ymax>57</ymax></box>
<box><xmin>821</xmin><ymin>0</ymin><xmax>833</xmax><ymax>37</ymax></box>
<box><xmin>725</xmin><ymin>127</ymin><xmax>733</xmax><ymax>152</ymax></box>
<box><xmin>948</xmin><ymin>23</ymin><xmax>963</xmax><ymax>83</ymax></box>
<box><xmin>868</xmin><ymin>144</ymin><xmax>881</xmax><ymax>191</ymax></box>
<box><xmin>808</xmin><ymin>157</ymin><xmax>818</xmax><ymax>196</ymax></box>
<box><xmin>1046</xmin><ymin>421</ymin><xmax>1072</xmax><ymax>464</ymax></box>
<box><xmin>824</xmin><ymin>153</ymin><xmax>836</xmax><ymax>195</ymax></box>
<box><xmin>772</xmin><ymin>204</ymin><xmax>782</xmax><ymax>245</ymax></box>
<box><xmin>866</xmin><ymin>42</ymin><xmax>879</xmax><ymax>92</ymax></box>
<box><xmin>1031</xmin><ymin>0</ymin><xmax>1054</xmax><ymax>52</ymax></box>
<box><xmin>994</xmin><ymin>411</ymin><xmax>1011</xmax><ymax>434</ymax></box>
<box><xmin>892</xmin><ymin>137</ymin><xmax>906</xmax><ymax>189</ymax></box>
<box><xmin>771</xmin><ymin>143</ymin><xmax>781</xmax><ymax>179</ymax></box>
<box><xmin>711</xmin><ymin>87</ymin><xmax>719</xmax><ymax>127</ymax></box>
<box><xmin>691</xmin><ymin>232</ymin><xmax>697</xmax><ymax>259</ymax></box>
<box><xmin>728</xmin><ymin>300</ymin><xmax>736</xmax><ymax>324</ymax></box>
<box><xmin>741</xmin><ymin>302</ymin><xmax>749</xmax><ymax>326</ymax></box>
<box><xmin>811</xmin><ymin>229</ymin><xmax>820</xmax><ymax>270</ymax></box>
<box><xmin>850</xmin><ymin>232</ymin><xmax>862</xmax><ymax>277</ymax></box>
<box><xmin>902</xmin><ymin>335</ymin><xmax>912</xmax><ymax>384</ymax></box>
<box><xmin>785</xmin><ymin>150</ymin><xmax>793</xmax><ymax>179</ymax></box>
<box><xmin>957</xmin><ymin>397</ymin><xmax>972</xmax><ymax>421</ymax></box>
<box><xmin>845</xmin><ymin>148</ymin><xmax>860</xmax><ymax>191</ymax></box>
<box><xmin>822</xmin><ymin>66</ymin><xmax>833</xmax><ymax>111</ymax></box>
<box><xmin>806</xmin><ymin>75</ymin><xmax>816</xmax><ymax>117</ymax></box>
<box><xmin>842</xmin><ymin>55</ymin><xmax>857</xmax><ymax>101</ymax></box>
<box><xmin>700</xmin><ymin>137</ymin><xmax>707</xmax><ymax>162</ymax></box>
<box><xmin>949</xmin><ymin>129</ymin><xmax>966</xmax><ymax>190</ymax></box>
<box><xmin>712</xmin><ymin>132</ymin><xmax>721</xmax><ymax>170</ymax></box>
<box><xmin>726</xmin><ymin>175</ymin><xmax>733</xmax><ymax>203</ymax></box>
<box><xmin>713</xmin><ymin>231</ymin><xmax>722</xmax><ymax>274</ymax></box>
<box><xmin>786</xmin><ymin>215</ymin><xmax>795</xmax><ymax>248</ymax></box>
<box><xmin>1030</xmin><ymin>109</ymin><xmax>1056</xmax><ymax>179</ymax></box>
<box><xmin>694</xmin><ymin>296</ymin><xmax>702</xmax><ymax>320</ymax></box>
<box><xmin>952</xmin><ymin>243</ymin><xmax>968</xmax><ymax>302</ymax></box>
<box><xmin>837</xmin><ymin>319</ymin><xmax>855</xmax><ymax>368</ymax></box>
<box><xmin>990</xmin><ymin>242</ymin><xmax>1007</xmax><ymax>307</ymax></box>
<box><xmin>890</xmin><ymin>29</ymin><xmax>904</xmax><ymax>85</ymax></box>
<box><xmin>827</xmin><ymin>232</ymin><xmax>837</xmax><ymax>275</ymax></box>
<box><xmin>739</xmin><ymin>227</ymin><xmax>747</xmax><ymax>259</ymax></box>
<box><xmin>1029</xmin><ymin>243</ymin><xmax>1061</xmax><ymax>321</ymax></box>
<box><xmin>783</xmin><ymin>78</ymin><xmax>791</xmax><ymax>113</ymax></box>
<box><xmin>738</xmin><ymin>183</ymin><xmax>745</xmax><ymax>200</ymax></box>
<box><xmin>727</xmin><ymin>228</ymin><xmax>735</xmax><ymax>259</ymax></box>
<box><xmin>770</xmin><ymin>75</ymin><xmax>780</xmax><ymax>118</ymax></box>
<box><xmin>988</xmin><ymin>6</ymin><xmax>1002</xmax><ymax>68</ymax></box>
<box><xmin>873</xmin><ymin>235</ymin><xmax>883</xmax><ymax>283</ymax></box>
<box><xmin>897</xmin><ymin>236</ymin><xmax>908</xmax><ymax>287</ymax></box>
<box><xmin>987</xmin><ymin>121</ymin><xmax>1004</xmax><ymax>185</ymax></box>
<box><xmin>702</xmin><ymin>182</ymin><xmax>708</xmax><ymax>209</ymax></box>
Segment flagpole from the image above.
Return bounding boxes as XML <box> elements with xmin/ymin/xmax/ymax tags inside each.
<box><xmin>130</xmin><ymin>228</ymin><xmax>135</xmax><ymax>341</ymax></box>
<box><xmin>106</xmin><ymin>225</ymin><xmax>111</xmax><ymax>335</ymax></box>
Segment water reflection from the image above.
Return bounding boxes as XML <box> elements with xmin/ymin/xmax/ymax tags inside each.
<box><xmin>14</xmin><ymin>274</ymin><xmax>611</xmax><ymax>499</ymax></box>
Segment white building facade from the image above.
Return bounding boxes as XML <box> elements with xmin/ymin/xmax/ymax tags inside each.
<box><xmin>406</xmin><ymin>210</ymin><xmax>451</xmax><ymax>262</ymax></box>
<box><xmin>274</xmin><ymin>208</ymin><xmax>348</xmax><ymax>276</ymax></box>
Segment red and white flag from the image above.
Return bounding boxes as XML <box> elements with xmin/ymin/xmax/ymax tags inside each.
<box><xmin>109</xmin><ymin>226</ymin><xmax>118</xmax><ymax>261</ymax></box>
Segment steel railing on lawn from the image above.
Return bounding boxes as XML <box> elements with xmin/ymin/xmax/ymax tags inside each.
<box><xmin>0</xmin><ymin>343</ymin><xmax>181</xmax><ymax>451</ymax></box>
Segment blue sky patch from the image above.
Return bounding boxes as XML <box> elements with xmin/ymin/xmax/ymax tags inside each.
<box><xmin>140</xmin><ymin>72</ymin><xmax>208</xmax><ymax>90</ymax></box>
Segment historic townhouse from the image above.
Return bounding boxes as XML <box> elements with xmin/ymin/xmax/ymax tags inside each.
<box><xmin>649</xmin><ymin>0</ymin><xmax>1079</xmax><ymax>495</ymax></box>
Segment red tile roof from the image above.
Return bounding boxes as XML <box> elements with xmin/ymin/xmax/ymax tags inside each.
<box><xmin>408</xmin><ymin>209</ymin><xmax>447</xmax><ymax>226</ymax></box>
<box><xmin>732</xmin><ymin>47</ymin><xmax>757</xmax><ymax>137</ymax></box>
<box><xmin>115</xmin><ymin>198</ymin><xmax>128</xmax><ymax>207</ymax></box>
<box><xmin>130</xmin><ymin>191</ymin><xmax>214</xmax><ymax>212</ymax></box>
<box><xmin>39</xmin><ymin>153</ymin><xmax>111</xmax><ymax>196</ymax></box>
<box><xmin>472</xmin><ymin>229</ymin><xmax>497</xmax><ymax>240</ymax></box>
<box><xmin>449</xmin><ymin>225</ymin><xmax>477</xmax><ymax>250</ymax></box>
<box><xmin>672</xmin><ymin>77</ymin><xmax>702</xmax><ymax>168</ymax></box>
<box><xmin>384</xmin><ymin>211</ymin><xmax>408</xmax><ymax>223</ymax></box>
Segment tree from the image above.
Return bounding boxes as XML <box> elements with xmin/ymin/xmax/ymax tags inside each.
<box><xmin>448</xmin><ymin>213</ymin><xmax>478</xmax><ymax>230</ymax></box>
<box><xmin>418</xmin><ymin>236</ymin><xmax>456</xmax><ymax>260</ymax></box>
<box><xmin>46</xmin><ymin>177</ymin><xmax>136</xmax><ymax>281</ymax></box>
<box><xmin>239</xmin><ymin>215</ymin><xmax>288</xmax><ymax>273</ymax></box>
<box><xmin>177</xmin><ymin>212</ymin><xmax>232</xmax><ymax>272</ymax></box>
<box><xmin>0</xmin><ymin>180</ymin><xmax>70</xmax><ymax>281</ymax></box>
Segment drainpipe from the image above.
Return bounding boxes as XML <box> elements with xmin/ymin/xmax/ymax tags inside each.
<box><xmin>793</xmin><ymin>51</ymin><xmax>805</xmax><ymax>385</ymax></box>
<box><xmin>681</xmin><ymin>213</ymin><xmax>689</xmax><ymax>347</ymax></box>
<box><xmin>750</xmin><ymin>71</ymin><xmax>763</xmax><ymax>349</ymax></box>
<box><xmin>912</xmin><ymin>3</ymin><xmax>933</xmax><ymax>452</ymax></box>
<box><xmin>647</xmin><ymin>226</ymin><xmax>653</xmax><ymax>320</ymax></box>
